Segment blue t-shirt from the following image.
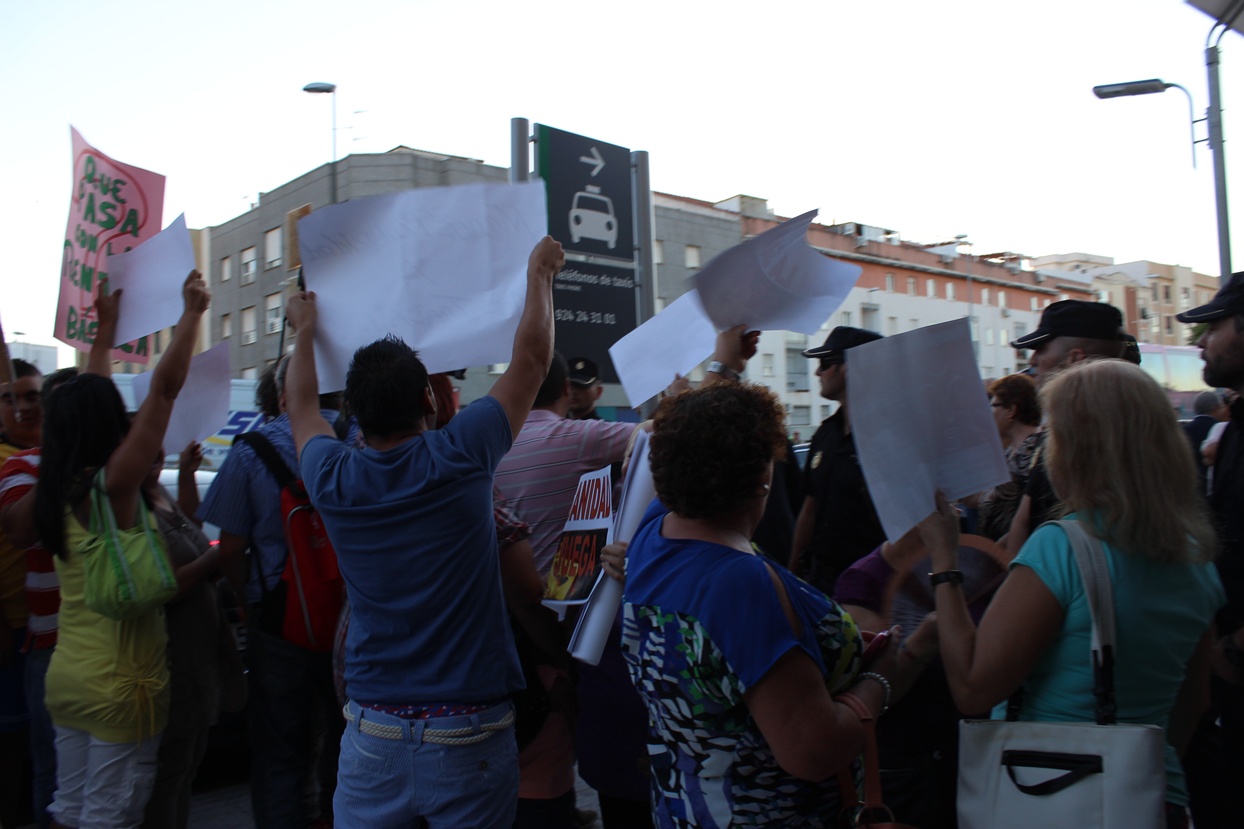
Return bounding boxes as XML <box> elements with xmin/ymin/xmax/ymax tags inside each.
<box><xmin>621</xmin><ymin>501</ymin><xmax>862</xmax><ymax>827</ymax></box>
<box><xmin>300</xmin><ymin>396</ymin><xmax>523</xmax><ymax>705</ymax></box>
<box><xmin>1009</xmin><ymin>517</ymin><xmax>1225</xmax><ymax>806</ymax></box>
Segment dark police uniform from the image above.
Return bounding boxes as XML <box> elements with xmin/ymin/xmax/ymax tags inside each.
<box><xmin>801</xmin><ymin>408</ymin><xmax>885</xmax><ymax>595</ymax></box>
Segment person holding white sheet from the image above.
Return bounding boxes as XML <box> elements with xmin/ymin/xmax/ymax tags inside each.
<box><xmin>284</xmin><ymin>236</ymin><xmax>564</xmax><ymax>829</ymax></box>
<box><xmin>788</xmin><ymin>327</ymin><xmax>886</xmax><ymax>594</ymax></box>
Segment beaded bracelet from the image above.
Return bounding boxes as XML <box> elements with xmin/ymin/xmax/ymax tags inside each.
<box><xmin>856</xmin><ymin>671</ymin><xmax>892</xmax><ymax>714</ymax></box>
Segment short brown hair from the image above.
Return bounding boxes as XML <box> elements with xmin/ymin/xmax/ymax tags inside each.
<box><xmin>649</xmin><ymin>383</ymin><xmax>787</xmax><ymax>520</ymax></box>
<box><xmin>988</xmin><ymin>374</ymin><xmax>1041</xmax><ymax>426</ymax></box>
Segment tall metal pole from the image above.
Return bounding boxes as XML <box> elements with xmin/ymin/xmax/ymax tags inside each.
<box><xmin>329</xmin><ymin>90</ymin><xmax>338</xmax><ymax>204</ymax></box>
<box><xmin>631</xmin><ymin>150</ymin><xmax>658</xmax><ymax>417</ymax></box>
<box><xmin>510</xmin><ymin>118</ymin><xmax>530</xmax><ymax>183</ymax></box>
<box><xmin>1207</xmin><ymin>43</ymin><xmax>1233</xmax><ymax>279</ymax></box>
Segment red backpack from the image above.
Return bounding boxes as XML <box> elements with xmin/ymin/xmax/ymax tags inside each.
<box><xmin>236</xmin><ymin>431</ymin><xmax>344</xmax><ymax>652</ymax></box>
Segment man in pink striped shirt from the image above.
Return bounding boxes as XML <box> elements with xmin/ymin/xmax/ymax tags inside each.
<box><xmin>495</xmin><ymin>352</ymin><xmax>639</xmax><ymax>577</ymax></box>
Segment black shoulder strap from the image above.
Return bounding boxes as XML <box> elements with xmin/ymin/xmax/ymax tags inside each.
<box><xmin>235</xmin><ymin>431</ymin><xmax>296</xmax><ymax>489</ymax></box>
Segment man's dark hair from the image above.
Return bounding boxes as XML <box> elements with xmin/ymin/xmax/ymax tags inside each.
<box><xmin>256</xmin><ymin>361</ymin><xmax>282</xmax><ymax>420</ymax></box>
<box><xmin>12</xmin><ymin>359</ymin><xmax>40</xmax><ymax>379</ymax></box>
<box><xmin>533</xmin><ymin>351</ymin><xmax>568</xmax><ymax>408</ymax></box>
<box><xmin>344</xmin><ymin>336</ymin><xmax>429</xmax><ymax>439</ymax></box>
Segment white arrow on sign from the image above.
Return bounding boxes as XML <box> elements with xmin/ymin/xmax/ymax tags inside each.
<box><xmin>579</xmin><ymin>147</ymin><xmax>605</xmax><ymax>177</ymax></box>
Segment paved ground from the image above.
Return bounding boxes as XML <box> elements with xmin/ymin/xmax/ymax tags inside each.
<box><xmin>186</xmin><ymin>771</ymin><xmax>603</xmax><ymax>828</ymax></box>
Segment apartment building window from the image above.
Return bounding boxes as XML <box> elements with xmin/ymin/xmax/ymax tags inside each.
<box><xmin>241</xmin><ymin>366</ymin><xmax>258</xmax><ymax>380</ymax></box>
<box><xmin>762</xmin><ymin>353</ymin><xmax>775</xmax><ymax>376</ymax></box>
<box><xmin>926</xmin><ymin>279</ymin><xmax>936</xmax><ymax>298</ymax></box>
<box><xmin>220</xmin><ymin>255</ymin><xmax>233</xmax><ymax>283</ymax></box>
<box><xmin>887</xmin><ymin>316</ymin><xmax>898</xmax><ymax>335</ymax></box>
<box><xmin>241</xmin><ymin>306</ymin><xmax>257</xmax><ymax>345</ymax></box>
<box><xmin>985</xmin><ymin>327</ymin><xmax>994</xmax><ymax>345</ymax></box>
<box><xmin>153</xmin><ymin>330</ymin><xmax>163</xmax><ymax>353</ymax></box>
<box><xmin>1165</xmin><ymin>315</ymin><xmax>1173</xmax><ymax>335</ymax></box>
<box><xmin>998</xmin><ymin>291</ymin><xmax>1007</xmax><ymax>308</ymax></box>
<box><xmin>653</xmin><ymin>240</ymin><xmax>664</xmax><ymax>265</ymax></box>
<box><xmin>685</xmin><ymin>245</ymin><xmax>701</xmax><ymax>269</ymax></box>
<box><xmin>241</xmin><ymin>248</ymin><xmax>257</xmax><ymax>284</ymax></box>
<box><xmin>788</xmin><ymin>406</ymin><xmax>812</xmax><ymax>427</ymax></box>
<box><xmin>909</xmin><ymin>318</ymin><xmax>919</xmax><ymax>331</ymax></box>
<box><xmin>1163</xmin><ymin>285</ymin><xmax>1171</xmax><ymax>303</ymax></box>
<box><xmin>946</xmin><ymin>283</ymin><xmax>956</xmax><ymax>301</ymax></box>
<box><xmin>1151</xmin><ymin>285</ymin><xmax>1159</xmax><ymax>302</ymax></box>
<box><xmin>1031</xmin><ymin>297</ymin><xmax>1039</xmax><ymax>311</ymax></box>
<box><xmin>265</xmin><ymin>293</ymin><xmax>283</xmax><ymax>334</ymax></box>
<box><xmin>885</xmin><ymin>273</ymin><xmax>895</xmax><ymax>292</ymax></box>
<box><xmin>786</xmin><ymin>350</ymin><xmax>809</xmax><ymax>391</ymax></box>
<box><xmin>1180</xmin><ymin>287</ymin><xmax>1190</xmax><ymax>309</ymax></box>
<box><xmin>981</xmin><ymin>287</ymin><xmax>990</xmax><ymax>305</ymax></box>
<box><xmin>840</xmin><ymin>310</ymin><xmax>852</xmax><ymax>327</ymax></box>
<box><xmin>264</xmin><ymin>228</ymin><xmax>282</xmax><ymax>269</ymax></box>
<box><xmin>221</xmin><ymin>313</ymin><xmax>232</xmax><ymax>339</ymax></box>
<box><xmin>907</xmin><ymin>277</ymin><xmax>916</xmax><ymax>295</ymax></box>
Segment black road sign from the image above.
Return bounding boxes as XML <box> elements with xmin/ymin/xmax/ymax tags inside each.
<box><xmin>536</xmin><ymin>124</ymin><xmax>634</xmax><ymax>260</ymax></box>
<box><xmin>552</xmin><ymin>260</ymin><xmax>637</xmax><ymax>384</ymax></box>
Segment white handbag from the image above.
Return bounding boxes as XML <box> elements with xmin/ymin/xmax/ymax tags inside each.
<box><xmin>956</xmin><ymin>520</ymin><xmax>1167</xmax><ymax>829</ymax></box>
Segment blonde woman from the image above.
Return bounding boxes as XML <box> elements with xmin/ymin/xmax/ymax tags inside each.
<box><xmin>921</xmin><ymin>359</ymin><xmax>1223</xmax><ymax>829</ymax></box>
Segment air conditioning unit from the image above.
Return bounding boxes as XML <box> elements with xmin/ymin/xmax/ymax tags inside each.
<box><xmin>1001</xmin><ymin>308</ymin><xmax>1011</xmax><ymax>317</ymax></box>
<box><xmin>241</xmin><ymin>331</ymin><xmax>257</xmax><ymax>345</ymax></box>
<box><xmin>854</xmin><ymin>235</ymin><xmax>869</xmax><ymax>248</ymax></box>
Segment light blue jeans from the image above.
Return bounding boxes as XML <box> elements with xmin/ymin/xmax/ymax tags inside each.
<box><xmin>334</xmin><ymin>699</ymin><xmax>518</xmax><ymax>829</ymax></box>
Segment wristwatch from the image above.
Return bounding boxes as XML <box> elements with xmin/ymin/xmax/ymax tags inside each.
<box><xmin>706</xmin><ymin>361</ymin><xmax>740</xmax><ymax>381</ymax></box>
<box><xmin>929</xmin><ymin>570</ymin><xmax>964</xmax><ymax>588</ymax></box>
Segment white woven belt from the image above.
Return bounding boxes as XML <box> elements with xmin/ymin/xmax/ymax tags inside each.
<box><xmin>342</xmin><ymin>705</ymin><xmax>514</xmax><ymax>745</ymax></box>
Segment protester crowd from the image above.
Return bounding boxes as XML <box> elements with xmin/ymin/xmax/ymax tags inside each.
<box><xmin>2</xmin><ymin>235</ymin><xmax>1244</xmax><ymax>829</ymax></box>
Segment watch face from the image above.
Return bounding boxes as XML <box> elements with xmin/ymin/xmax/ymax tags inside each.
<box><xmin>811</xmin><ymin>451</ymin><xmax>823</xmax><ymax>470</ymax></box>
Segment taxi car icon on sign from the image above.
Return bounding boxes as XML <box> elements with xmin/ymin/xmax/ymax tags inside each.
<box><xmin>569</xmin><ymin>185</ymin><xmax>618</xmax><ymax>249</ymax></box>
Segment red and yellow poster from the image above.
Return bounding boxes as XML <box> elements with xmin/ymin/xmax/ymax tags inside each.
<box><xmin>544</xmin><ymin>465</ymin><xmax>612</xmax><ymax>603</ymax></box>
<box><xmin>55</xmin><ymin>127</ymin><xmax>165</xmax><ymax>363</ymax></box>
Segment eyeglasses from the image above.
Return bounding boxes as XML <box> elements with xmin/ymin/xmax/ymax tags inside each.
<box><xmin>818</xmin><ymin>358</ymin><xmax>844</xmax><ymax>371</ymax></box>
<box><xmin>0</xmin><ymin>390</ymin><xmax>41</xmax><ymax>407</ymax></box>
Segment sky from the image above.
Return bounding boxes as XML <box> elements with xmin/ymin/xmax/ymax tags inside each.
<box><xmin>1</xmin><ymin>0</ymin><xmax>1241</xmax><ymax>363</ymax></box>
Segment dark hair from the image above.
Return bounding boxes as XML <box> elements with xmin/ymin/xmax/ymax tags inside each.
<box><xmin>344</xmin><ymin>336</ymin><xmax>429</xmax><ymax>439</ymax></box>
<box><xmin>41</xmin><ymin>368</ymin><xmax>79</xmax><ymax>406</ymax></box>
<box><xmin>11</xmin><ymin>359</ymin><xmax>41</xmax><ymax>380</ymax></box>
<box><xmin>533</xmin><ymin>352</ymin><xmax>568</xmax><ymax>408</ymax></box>
<box><xmin>988</xmin><ymin>373</ymin><xmax>1041</xmax><ymax>426</ymax></box>
<box><xmin>33</xmin><ymin>374</ymin><xmax>131</xmax><ymax>558</ymax></box>
<box><xmin>649</xmin><ymin>383</ymin><xmax>787</xmax><ymax>521</ymax></box>
<box><xmin>256</xmin><ymin>361</ymin><xmax>282</xmax><ymax>420</ymax></box>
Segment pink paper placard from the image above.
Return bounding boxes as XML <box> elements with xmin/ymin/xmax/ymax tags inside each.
<box><xmin>55</xmin><ymin>127</ymin><xmax>166</xmax><ymax>364</ymax></box>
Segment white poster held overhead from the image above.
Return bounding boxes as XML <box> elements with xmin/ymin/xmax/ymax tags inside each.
<box><xmin>130</xmin><ymin>341</ymin><xmax>232</xmax><ymax>455</ymax></box>
<box><xmin>692</xmin><ymin>210</ymin><xmax>861</xmax><ymax>334</ymax></box>
<box><xmin>296</xmin><ymin>182</ymin><xmax>548</xmax><ymax>392</ymax></box>
<box><xmin>848</xmin><ymin>318</ymin><xmax>1010</xmax><ymax>542</ymax></box>
<box><xmin>106</xmin><ymin>214</ymin><xmax>197</xmax><ymax>347</ymax></box>
<box><xmin>608</xmin><ymin>291</ymin><xmax>717</xmax><ymax>407</ymax></box>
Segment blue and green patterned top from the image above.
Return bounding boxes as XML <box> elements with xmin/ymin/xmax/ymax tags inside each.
<box><xmin>622</xmin><ymin>501</ymin><xmax>863</xmax><ymax>827</ymax></box>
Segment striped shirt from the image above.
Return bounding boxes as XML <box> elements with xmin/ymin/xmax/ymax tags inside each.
<box><xmin>0</xmin><ymin>448</ymin><xmax>58</xmax><ymax>650</ymax></box>
<box><xmin>494</xmin><ymin>410</ymin><xmax>635</xmax><ymax>575</ymax></box>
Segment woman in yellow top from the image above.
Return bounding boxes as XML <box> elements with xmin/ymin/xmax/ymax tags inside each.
<box><xmin>33</xmin><ymin>272</ymin><xmax>209</xmax><ymax>829</ymax></box>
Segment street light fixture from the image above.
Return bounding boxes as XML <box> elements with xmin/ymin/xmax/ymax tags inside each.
<box><xmin>302</xmin><ymin>82</ymin><xmax>338</xmax><ymax>204</ymax></box>
<box><xmin>1092</xmin><ymin>67</ymin><xmax>1230</xmax><ymax>279</ymax></box>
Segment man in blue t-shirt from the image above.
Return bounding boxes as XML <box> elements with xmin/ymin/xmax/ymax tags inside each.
<box><xmin>282</xmin><ymin>236</ymin><xmax>564</xmax><ymax>829</ymax></box>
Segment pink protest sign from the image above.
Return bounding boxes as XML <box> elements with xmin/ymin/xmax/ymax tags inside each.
<box><xmin>55</xmin><ymin>127</ymin><xmax>165</xmax><ymax>364</ymax></box>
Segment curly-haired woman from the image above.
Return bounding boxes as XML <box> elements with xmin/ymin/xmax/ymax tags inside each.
<box><xmin>620</xmin><ymin>333</ymin><xmax>929</xmax><ymax>827</ymax></box>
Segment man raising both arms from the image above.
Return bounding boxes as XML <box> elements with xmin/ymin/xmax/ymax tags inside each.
<box><xmin>284</xmin><ymin>236</ymin><xmax>564</xmax><ymax>829</ymax></box>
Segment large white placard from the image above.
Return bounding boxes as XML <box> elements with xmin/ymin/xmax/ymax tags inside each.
<box><xmin>297</xmin><ymin>182</ymin><xmax>548</xmax><ymax>392</ymax></box>
<box><xmin>608</xmin><ymin>291</ymin><xmax>717</xmax><ymax>407</ymax></box>
<box><xmin>106</xmin><ymin>214</ymin><xmax>196</xmax><ymax>347</ymax></box>
<box><xmin>692</xmin><ymin>210</ymin><xmax>861</xmax><ymax>334</ymax></box>
<box><xmin>848</xmin><ymin>318</ymin><xmax>1010</xmax><ymax>541</ymax></box>
<box><xmin>130</xmin><ymin>341</ymin><xmax>232</xmax><ymax>455</ymax></box>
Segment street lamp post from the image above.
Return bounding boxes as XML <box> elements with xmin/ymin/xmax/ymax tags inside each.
<box><xmin>955</xmin><ymin>234</ymin><xmax>976</xmax><ymax>357</ymax></box>
<box><xmin>1092</xmin><ymin>69</ymin><xmax>1231</xmax><ymax>280</ymax></box>
<box><xmin>303</xmin><ymin>82</ymin><xmax>338</xmax><ymax>204</ymax></box>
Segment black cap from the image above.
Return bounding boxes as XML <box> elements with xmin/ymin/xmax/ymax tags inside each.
<box><xmin>1121</xmin><ymin>334</ymin><xmax>1141</xmax><ymax>365</ymax></box>
<box><xmin>802</xmin><ymin>326</ymin><xmax>884</xmax><ymax>361</ymax></box>
<box><xmin>1176</xmin><ymin>274</ymin><xmax>1244</xmax><ymax>323</ymax></box>
<box><xmin>568</xmin><ymin>357</ymin><xmax>599</xmax><ymax>386</ymax></box>
<box><xmin>1010</xmin><ymin>300</ymin><xmax>1127</xmax><ymax>349</ymax></box>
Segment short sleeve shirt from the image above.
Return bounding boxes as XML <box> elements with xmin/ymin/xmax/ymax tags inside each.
<box><xmin>301</xmin><ymin>396</ymin><xmax>523</xmax><ymax>705</ymax></box>
<box><xmin>1011</xmin><ymin>518</ymin><xmax>1224</xmax><ymax>805</ymax></box>
<box><xmin>621</xmin><ymin>501</ymin><xmax>863</xmax><ymax>827</ymax></box>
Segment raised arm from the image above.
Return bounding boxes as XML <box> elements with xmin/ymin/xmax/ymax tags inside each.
<box><xmin>489</xmin><ymin>236</ymin><xmax>564</xmax><ymax>439</ymax></box>
<box><xmin>284</xmin><ymin>291</ymin><xmax>333</xmax><ymax>458</ymax></box>
<box><xmin>703</xmin><ymin>325</ymin><xmax>759</xmax><ymax>387</ymax></box>
<box><xmin>85</xmin><ymin>278</ymin><xmax>121</xmax><ymax>377</ymax></box>
<box><xmin>104</xmin><ymin>271</ymin><xmax>209</xmax><ymax>526</ymax></box>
